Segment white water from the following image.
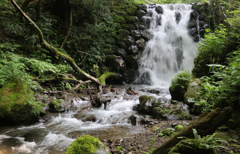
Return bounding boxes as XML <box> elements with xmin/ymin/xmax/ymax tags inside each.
<box><xmin>138</xmin><ymin>4</ymin><xmax>198</xmax><ymax>87</ymax></box>
<box><xmin>0</xmin><ymin>88</ymin><xmax>167</xmax><ymax>153</ymax></box>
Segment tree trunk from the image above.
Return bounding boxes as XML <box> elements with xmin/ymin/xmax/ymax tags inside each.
<box><xmin>153</xmin><ymin>107</ymin><xmax>232</xmax><ymax>154</ymax></box>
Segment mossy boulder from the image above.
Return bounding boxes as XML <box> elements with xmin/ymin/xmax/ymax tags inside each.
<box><xmin>0</xmin><ymin>78</ymin><xmax>45</xmax><ymax>125</ymax></box>
<box><xmin>64</xmin><ymin>135</ymin><xmax>109</xmax><ymax>154</ymax></box>
<box><xmin>169</xmin><ymin>70</ymin><xmax>192</xmax><ymax>101</ymax></box>
<box><xmin>138</xmin><ymin>95</ymin><xmax>157</xmax><ymax>114</ymax></box>
<box><xmin>159</xmin><ymin>128</ymin><xmax>176</xmax><ymax>137</ymax></box>
<box><xmin>122</xmin><ymin>24</ymin><xmax>136</xmax><ymax>31</ymax></box>
<box><xmin>114</xmin><ymin>15</ymin><xmax>126</xmax><ymax>24</ymax></box>
<box><xmin>126</xmin><ymin>6</ymin><xmax>137</xmax><ymax>16</ymax></box>
<box><xmin>169</xmin><ymin>138</ymin><xmax>217</xmax><ymax>154</ymax></box>
<box><xmin>125</xmin><ymin>16</ymin><xmax>138</xmax><ymax>24</ymax></box>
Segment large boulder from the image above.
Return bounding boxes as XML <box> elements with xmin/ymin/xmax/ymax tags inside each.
<box><xmin>64</xmin><ymin>135</ymin><xmax>110</xmax><ymax>154</ymax></box>
<box><xmin>0</xmin><ymin>78</ymin><xmax>45</xmax><ymax>125</ymax></box>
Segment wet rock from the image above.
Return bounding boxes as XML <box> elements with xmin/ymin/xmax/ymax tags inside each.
<box><xmin>123</xmin><ymin>69</ymin><xmax>138</xmax><ymax>83</ymax></box>
<box><xmin>136</xmin><ymin>10</ymin><xmax>146</xmax><ymax>16</ymax></box>
<box><xmin>126</xmin><ymin>87</ymin><xmax>138</xmax><ymax>95</ymax></box>
<box><xmin>129</xmin><ymin>115</ymin><xmax>137</xmax><ymax>125</ymax></box>
<box><xmin>125</xmin><ymin>55</ymin><xmax>138</xmax><ymax>69</ymax></box>
<box><xmin>175</xmin><ymin>11</ymin><xmax>181</xmax><ymax>24</ymax></box>
<box><xmin>156</xmin><ymin>16</ymin><xmax>162</xmax><ymax>26</ymax></box>
<box><xmin>128</xmin><ymin>45</ymin><xmax>139</xmax><ymax>55</ymax></box>
<box><xmin>155</xmin><ymin>6</ymin><xmax>163</xmax><ymax>14</ymax></box>
<box><xmin>137</xmin><ymin>95</ymin><xmax>157</xmax><ymax>114</ymax></box>
<box><xmin>116</xmin><ymin>48</ymin><xmax>127</xmax><ymax>58</ymax></box>
<box><xmin>135</xmin><ymin>38</ymin><xmax>146</xmax><ymax>49</ymax></box>
<box><xmin>131</xmin><ymin>30</ymin><xmax>141</xmax><ymax>39</ymax></box>
<box><xmin>123</xmin><ymin>36</ymin><xmax>135</xmax><ymax>46</ymax></box>
<box><xmin>144</xmin><ymin>17</ymin><xmax>152</xmax><ymax>28</ymax></box>
<box><xmin>138</xmin><ymin>5</ymin><xmax>147</xmax><ymax>12</ymax></box>
<box><xmin>106</xmin><ymin>55</ymin><xmax>126</xmax><ymax>72</ymax></box>
<box><xmin>141</xmin><ymin>30</ymin><xmax>153</xmax><ymax>40</ymax></box>
<box><xmin>117</xmin><ymin>42</ymin><xmax>128</xmax><ymax>49</ymax></box>
<box><xmin>118</xmin><ymin>29</ymin><xmax>130</xmax><ymax>38</ymax></box>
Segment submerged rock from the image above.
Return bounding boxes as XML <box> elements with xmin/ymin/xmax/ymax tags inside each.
<box><xmin>0</xmin><ymin>78</ymin><xmax>45</xmax><ymax>125</ymax></box>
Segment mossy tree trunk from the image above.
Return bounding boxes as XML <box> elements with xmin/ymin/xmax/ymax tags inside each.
<box><xmin>11</xmin><ymin>0</ymin><xmax>117</xmax><ymax>86</ymax></box>
<box><xmin>153</xmin><ymin>107</ymin><xmax>232</xmax><ymax>154</ymax></box>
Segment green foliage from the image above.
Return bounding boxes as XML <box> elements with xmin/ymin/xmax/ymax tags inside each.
<box><xmin>169</xmin><ymin>70</ymin><xmax>192</xmax><ymax>101</ymax></box>
<box><xmin>0</xmin><ymin>78</ymin><xmax>45</xmax><ymax>124</ymax></box>
<box><xmin>169</xmin><ymin>129</ymin><xmax>229</xmax><ymax>153</ymax></box>
<box><xmin>64</xmin><ymin>135</ymin><xmax>101</xmax><ymax>154</ymax></box>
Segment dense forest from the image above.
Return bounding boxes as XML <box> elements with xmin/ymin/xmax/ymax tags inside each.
<box><xmin>0</xmin><ymin>0</ymin><xmax>240</xmax><ymax>153</ymax></box>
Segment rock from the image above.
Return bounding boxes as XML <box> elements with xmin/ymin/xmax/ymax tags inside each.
<box><xmin>169</xmin><ymin>70</ymin><xmax>192</xmax><ymax>101</ymax></box>
<box><xmin>106</xmin><ymin>55</ymin><xmax>126</xmax><ymax>72</ymax></box>
<box><xmin>136</xmin><ymin>10</ymin><xmax>146</xmax><ymax>17</ymax></box>
<box><xmin>125</xmin><ymin>16</ymin><xmax>138</xmax><ymax>24</ymax></box>
<box><xmin>128</xmin><ymin>45</ymin><xmax>139</xmax><ymax>55</ymax></box>
<box><xmin>116</xmin><ymin>48</ymin><xmax>127</xmax><ymax>58</ymax></box>
<box><xmin>130</xmin><ymin>30</ymin><xmax>141</xmax><ymax>39</ymax></box>
<box><xmin>123</xmin><ymin>69</ymin><xmax>137</xmax><ymax>83</ymax></box>
<box><xmin>129</xmin><ymin>115</ymin><xmax>137</xmax><ymax>125</ymax></box>
<box><xmin>135</xmin><ymin>38</ymin><xmax>146</xmax><ymax>49</ymax></box>
<box><xmin>175</xmin><ymin>11</ymin><xmax>181</xmax><ymax>24</ymax></box>
<box><xmin>117</xmin><ymin>42</ymin><xmax>128</xmax><ymax>49</ymax></box>
<box><xmin>125</xmin><ymin>55</ymin><xmax>138</xmax><ymax>69</ymax></box>
<box><xmin>0</xmin><ymin>78</ymin><xmax>45</xmax><ymax>125</ymax></box>
<box><xmin>64</xmin><ymin>135</ymin><xmax>110</xmax><ymax>154</ymax></box>
<box><xmin>126</xmin><ymin>6</ymin><xmax>137</xmax><ymax>16</ymax></box>
<box><xmin>122</xmin><ymin>24</ymin><xmax>136</xmax><ymax>31</ymax></box>
<box><xmin>126</xmin><ymin>87</ymin><xmax>138</xmax><ymax>95</ymax></box>
<box><xmin>137</xmin><ymin>95</ymin><xmax>157</xmax><ymax>114</ymax></box>
<box><xmin>156</xmin><ymin>16</ymin><xmax>162</xmax><ymax>26</ymax></box>
<box><xmin>138</xmin><ymin>4</ymin><xmax>147</xmax><ymax>12</ymax></box>
<box><xmin>49</xmin><ymin>99</ymin><xmax>69</xmax><ymax>112</ymax></box>
<box><xmin>160</xmin><ymin>128</ymin><xmax>175</xmax><ymax>137</ymax></box>
<box><xmin>114</xmin><ymin>15</ymin><xmax>126</xmax><ymax>24</ymax></box>
<box><xmin>118</xmin><ymin>29</ymin><xmax>130</xmax><ymax>38</ymax></box>
<box><xmin>123</xmin><ymin>36</ymin><xmax>135</xmax><ymax>46</ymax></box>
<box><xmin>155</xmin><ymin>6</ymin><xmax>163</xmax><ymax>14</ymax></box>
<box><xmin>141</xmin><ymin>30</ymin><xmax>153</xmax><ymax>40</ymax></box>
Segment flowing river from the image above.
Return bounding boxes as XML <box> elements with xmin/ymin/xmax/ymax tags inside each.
<box><xmin>0</xmin><ymin>3</ymin><xmax>198</xmax><ymax>154</ymax></box>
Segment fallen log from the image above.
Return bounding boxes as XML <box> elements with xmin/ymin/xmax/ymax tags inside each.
<box><xmin>153</xmin><ymin>107</ymin><xmax>232</xmax><ymax>154</ymax></box>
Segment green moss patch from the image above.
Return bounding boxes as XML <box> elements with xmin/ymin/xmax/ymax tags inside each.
<box><xmin>64</xmin><ymin>135</ymin><xmax>101</xmax><ymax>154</ymax></box>
<box><xmin>0</xmin><ymin>78</ymin><xmax>45</xmax><ymax>124</ymax></box>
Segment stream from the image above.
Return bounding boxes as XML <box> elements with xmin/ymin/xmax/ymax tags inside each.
<box><xmin>0</xmin><ymin>86</ymin><xmax>170</xmax><ymax>153</ymax></box>
<box><xmin>0</xmin><ymin>3</ymin><xmax>199</xmax><ymax>154</ymax></box>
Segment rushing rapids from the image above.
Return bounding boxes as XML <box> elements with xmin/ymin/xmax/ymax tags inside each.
<box><xmin>137</xmin><ymin>4</ymin><xmax>198</xmax><ymax>87</ymax></box>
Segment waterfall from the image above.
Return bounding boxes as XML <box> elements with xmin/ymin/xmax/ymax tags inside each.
<box><xmin>137</xmin><ymin>4</ymin><xmax>198</xmax><ymax>87</ymax></box>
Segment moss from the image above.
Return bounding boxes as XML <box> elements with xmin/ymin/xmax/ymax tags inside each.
<box><xmin>173</xmin><ymin>108</ymin><xmax>192</xmax><ymax>120</ymax></box>
<box><xmin>169</xmin><ymin>70</ymin><xmax>192</xmax><ymax>101</ymax></box>
<box><xmin>98</xmin><ymin>72</ymin><xmax>119</xmax><ymax>85</ymax></box>
<box><xmin>169</xmin><ymin>139</ymin><xmax>217</xmax><ymax>154</ymax></box>
<box><xmin>114</xmin><ymin>15</ymin><xmax>126</xmax><ymax>24</ymax></box>
<box><xmin>103</xmin><ymin>49</ymin><xmax>115</xmax><ymax>55</ymax></box>
<box><xmin>118</xmin><ymin>29</ymin><xmax>130</xmax><ymax>37</ymax></box>
<box><xmin>160</xmin><ymin>128</ymin><xmax>176</xmax><ymax>137</ymax></box>
<box><xmin>125</xmin><ymin>16</ymin><xmax>138</xmax><ymax>24</ymax></box>
<box><xmin>121</xmin><ymin>24</ymin><xmax>135</xmax><ymax>31</ymax></box>
<box><xmin>64</xmin><ymin>135</ymin><xmax>101</xmax><ymax>154</ymax></box>
<box><xmin>126</xmin><ymin>6</ymin><xmax>137</xmax><ymax>16</ymax></box>
<box><xmin>175</xmin><ymin>125</ymin><xmax>184</xmax><ymax>131</ymax></box>
<box><xmin>0</xmin><ymin>78</ymin><xmax>45</xmax><ymax>124</ymax></box>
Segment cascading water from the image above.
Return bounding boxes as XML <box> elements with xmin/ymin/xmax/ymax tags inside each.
<box><xmin>137</xmin><ymin>4</ymin><xmax>198</xmax><ymax>87</ymax></box>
